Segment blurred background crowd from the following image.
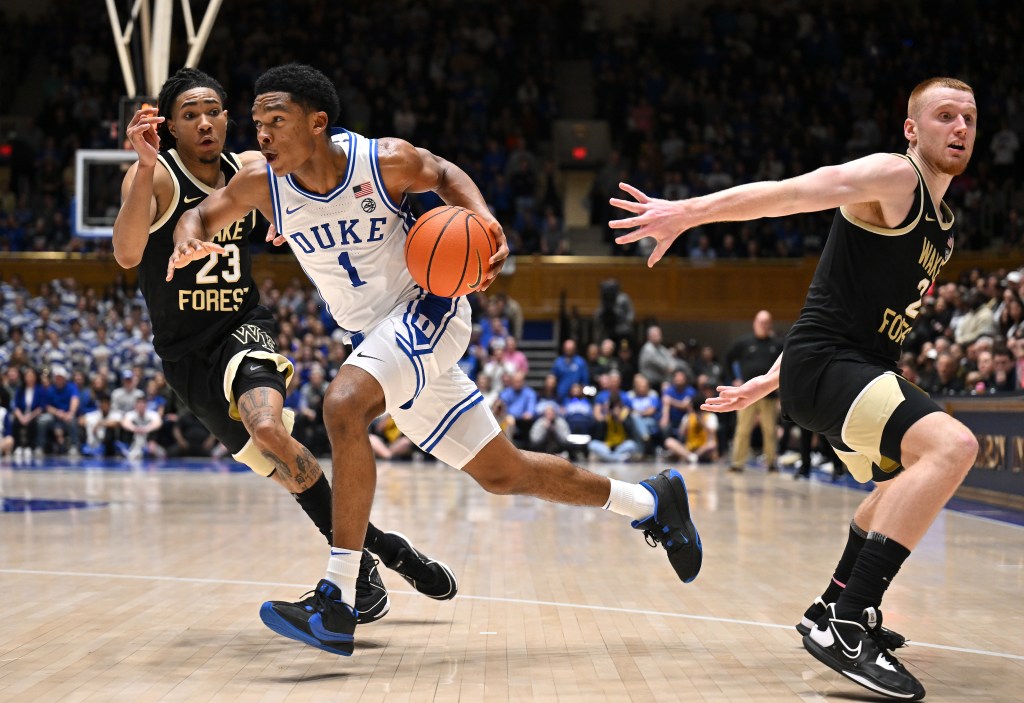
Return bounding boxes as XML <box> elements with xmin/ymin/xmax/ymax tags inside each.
<box><xmin>1</xmin><ymin>0</ymin><xmax>1022</xmax><ymax>257</ymax></box>
<box><xmin>0</xmin><ymin>0</ymin><xmax>1022</xmax><ymax>465</ymax></box>
<box><xmin>2</xmin><ymin>263</ymin><xmax>1021</xmax><ymax>462</ymax></box>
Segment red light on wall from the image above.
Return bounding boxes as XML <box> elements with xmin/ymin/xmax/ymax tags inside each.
<box><xmin>0</xmin><ymin>144</ymin><xmax>12</xmax><ymax>158</ymax></box>
<box><xmin>571</xmin><ymin>146</ymin><xmax>588</xmax><ymax>160</ymax></box>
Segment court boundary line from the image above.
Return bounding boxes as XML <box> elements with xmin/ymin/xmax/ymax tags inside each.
<box><xmin>2</xmin><ymin>567</ymin><xmax>1021</xmax><ymax>662</ymax></box>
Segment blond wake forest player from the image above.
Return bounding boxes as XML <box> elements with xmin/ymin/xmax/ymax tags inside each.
<box><xmin>612</xmin><ymin>78</ymin><xmax>979</xmax><ymax>700</ymax></box>
<box><xmin>113</xmin><ymin>68</ymin><xmax>459</xmax><ymax>625</ymax></box>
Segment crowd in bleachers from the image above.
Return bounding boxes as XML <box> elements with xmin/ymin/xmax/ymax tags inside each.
<box><xmin>2</xmin><ymin>0</ymin><xmax>1023</xmax><ymax>257</ymax></box>
<box><xmin>4</xmin><ymin>261</ymin><xmax>1020</xmax><ymax>463</ymax></box>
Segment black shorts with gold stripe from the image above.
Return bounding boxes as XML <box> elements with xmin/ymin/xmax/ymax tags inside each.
<box><xmin>779</xmin><ymin>347</ymin><xmax>942</xmax><ymax>484</ymax></box>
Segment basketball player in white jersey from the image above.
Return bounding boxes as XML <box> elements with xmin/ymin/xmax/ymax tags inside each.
<box><xmin>168</xmin><ymin>63</ymin><xmax>702</xmax><ymax>657</ymax></box>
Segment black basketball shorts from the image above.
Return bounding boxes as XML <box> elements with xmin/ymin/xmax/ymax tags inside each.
<box><xmin>780</xmin><ymin>348</ymin><xmax>942</xmax><ymax>484</ymax></box>
<box><xmin>162</xmin><ymin>306</ymin><xmax>292</xmax><ymax>456</ymax></box>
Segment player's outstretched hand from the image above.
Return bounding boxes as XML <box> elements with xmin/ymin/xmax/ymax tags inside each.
<box><xmin>481</xmin><ymin>220</ymin><xmax>509</xmax><ymax>291</ymax></box>
<box><xmin>266</xmin><ymin>224</ymin><xmax>287</xmax><ymax>247</ymax></box>
<box><xmin>700</xmin><ymin>376</ymin><xmax>772</xmax><ymax>414</ymax></box>
<box><xmin>608</xmin><ymin>182</ymin><xmax>688</xmax><ymax>268</ymax></box>
<box><xmin>125</xmin><ymin>106</ymin><xmax>163</xmax><ymax>168</ymax></box>
<box><xmin>166</xmin><ymin>239</ymin><xmax>226</xmax><ymax>281</ymax></box>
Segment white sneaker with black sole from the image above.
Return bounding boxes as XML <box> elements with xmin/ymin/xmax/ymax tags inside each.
<box><xmin>803</xmin><ymin>603</ymin><xmax>924</xmax><ymax>700</ymax></box>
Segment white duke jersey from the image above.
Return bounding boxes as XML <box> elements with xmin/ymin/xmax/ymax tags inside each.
<box><xmin>267</xmin><ymin>130</ymin><xmax>421</xmax><ymax>339</ymax></box>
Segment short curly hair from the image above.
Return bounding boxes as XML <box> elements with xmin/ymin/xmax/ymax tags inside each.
<box><xmin>156</xmin><ymin>67</ymin><xmax>228</xmax><ymax>148</ymax></box>
<box><xmin>254</xmin><ymin>63</ymin><xmax>340</xmax><ymax>126</ymax></box>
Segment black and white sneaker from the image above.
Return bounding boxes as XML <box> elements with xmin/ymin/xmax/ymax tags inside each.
<box><xmin>632</xmin><ymin>468</ymin><xmax>702</xmax><ymax>583</ymax></box>
<box><xmin>803</xmin><ymin>603</ymin><xmax>924</xmax><ymax>700</ymax></box>
<box><xmin>355</xmin><ymin>549</ymin><xmax>390</xmax><ymax>623</ymax></box>
<box><xmin>381</xmin><ymin>531</ymin><xmax>458</xmax><ymax>600</ymax></box>
<box><xmin>797</xmin><ymin>597</ymin><xmax>907</xmax><ymax>650</ymax></box>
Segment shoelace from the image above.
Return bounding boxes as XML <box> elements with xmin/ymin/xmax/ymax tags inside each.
<box><xmin>643</xmin><ymin>530</ymin><xmax>661</xmax><ymax>548</ymax></box>
<box><xmin>870</xmin><ymin>625</ymin><xmax>908</xmax><ymax>652</ymax></box>
<box><xmin>356</xmin><ymin>557</ymin><xmax>383</xmax><ymax>598</ymax></box>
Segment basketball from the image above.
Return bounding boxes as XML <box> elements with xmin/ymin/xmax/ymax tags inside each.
<box><xmin>404</xmin><ymin>205</ymin><xmax>495</xmax><ymax>297</ymax></box>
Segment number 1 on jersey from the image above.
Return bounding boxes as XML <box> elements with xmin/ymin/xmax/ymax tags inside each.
<box><xmin>337</xmin><ymin>251</ymin><xmax>367</xmax><ymax>287</ymax></box>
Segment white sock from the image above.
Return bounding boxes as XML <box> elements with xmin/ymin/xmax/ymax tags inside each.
<box><xmin>603</xmin><ymin>478</ymin><xmax>656</xmax><ymax>521</ymax></box>
<box><xmin>325</xmin><ymin>549</ymin><xmax>362</xmax><ymax>608</ymax></box>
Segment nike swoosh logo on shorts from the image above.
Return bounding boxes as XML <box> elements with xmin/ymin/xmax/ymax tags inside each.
<box><xmin>286</xmin><ymin>203</ymin><xmax>307</xmax><ymax>215</ymax></box>
<box><xmin>355</xmin><ymin>350</ymin><xmax>382</xmax><ymax>361</ymax></box>
<box><xmin>184</xmin><ymin>195</ymin><xmax>203</xmax><ymax>203</ymax></box>
<box><xmin>925</xmin><ymin>213</ymin><xmax>936</xmax><ymax>222</ymax></box>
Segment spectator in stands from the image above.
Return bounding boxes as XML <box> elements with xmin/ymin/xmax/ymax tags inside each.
<box><xmin>81</xmin><ymin>392</ymin><xmax>120</xmax><ymax>458</ymax></box>
<box><xmin>587</xmin><ymin>391</ymin><xmax>640</xmax><ymax>463</ymax></box>
<box><xmin>169</xmin><ymin>409</ymin><xmax>218</xmax><ymax>458</ymax></box>
<box><xmin>499</xmin><ymin>371</ymin><xmax>538</xmax><ymax>446</ymax></box>
<box><xmin>11</xmin><ymin>366</ymin><xmax>44</xmax><ymax>460</ymax></box>
<box><xmin>561</xmin><ymin>383</ymin><xmax>595</xmax><ymax>436</ymax></box>
<box><xmin>529</xmin><ymin>402</ymin><xmax>571</xmax><ymax>457</ymax></box>
<box><xmin>593</xmin><ymin>278</ymin><xmax>635</xmax><ymax>348</ymax></box>
<box><xmin>955</xmin><ymin>290</ymin><xmax>997</xmax><ymax>345</ymax></box>
<box><xmin>725</xmin><ymin>310</ymin><xmax>782</xmax><ymax>473</ymax></box>
<box><xmin>119</xmin><ymin>395</ymin><xmax>164</xmax><ymax>460</ymax></box>
<box><xmin>924</xmin><ymin>352</ymin><xmax>966</xmax><ymax>395</ymax></box>
<box><xmin>481</xmin><ymin>337</ymin><xmax>517</xmax><ymax>394</ymax></box>
<box><xmin>503</xmin><ymin>336</ymin><xmax>529</xmax><ymax>376</ymax></box>
<box><xmin>369</xmin><ymin>414</ymin><xmax>414</xmax><ymax>461</ymax></box>
<box><xmin>663</xmin><ymin>401</ymin><xmax>719</xmax><ymax>465</ymax></box>
<box><xmin>626</xmin><ymin>373</ymin><xmax>661</xmax><ymax>455</ymax></box>
<box><xmin>639</xmin><ymin>325</ymin><xmax>681</xmax><ymax>390</ymax></box>
<box><xmin>550</xmin><ymin>339</ymin><xmax>589</xmax><ymax>401</ymax></box>
<box><xmin>0</xmin><ymin>404</ymin><xmax>12</xmax><ymax>460</ymax></box>
<box><xmin>110</xmin><ymin>367</ymin><xmax>144</xmax><ymax>417</ymax></box>
<box><xmin>992</xmin><ymin>347</ymin><xmax>1018</xmax><ymax>392</ymax></box>
<box><xmin>38</xmin><ymin>364</ymin><xmax>79</xmax><ymax>455</ymax></box>
<box><xmin>660</xmin><ymin>369</ymin><xmax>696</xmax><ymax>440</ymax></box>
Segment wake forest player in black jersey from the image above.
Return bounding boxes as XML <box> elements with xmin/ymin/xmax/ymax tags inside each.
<box><xmin>610</xmin><ymin>78</ymin><xmax>979</xmax><ymax>701</ymax></box>
<box><xmin>112</xmin><ymin>68</ymin><xmax>459</xmax><ymax>624</ymax></box>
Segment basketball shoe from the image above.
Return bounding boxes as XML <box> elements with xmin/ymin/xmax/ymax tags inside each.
<box><xmin>632</xmin><ymin>468</ymin><xmax>703</xmax><ymax>583</ymax></box>
<box><xmin>803</xmin><ymin>603</ymin><xmax>924</xmax><ymax>700</ymax></box>
<box><xmin>381</xmin><ymin>531</ymin><xmax>458</xmax><ymax>600</ymax></box>
<box><xmin>796</xmin><ymin>597</ymin><xmax>906</xmax><ymax>649</ymax></box>
<box><xmin>259</xmin><ymin>579</ymin><xmax>357</xmax><ymax>656</ymax></box>
<box><xmin>355</xmin><ymin>549</ymin><xmax>390</xmax><ymax>623</ymax></box>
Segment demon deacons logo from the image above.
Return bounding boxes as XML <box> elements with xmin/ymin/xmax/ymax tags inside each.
<box><xmin>231</xmin><ymin>324</ymin><xmax>276</xmax><ymax>352</ymax></box>
<box><xmin>361</xmin><ymin>198</ymin><xmax>376</xmax><ymax>213</ymax></box>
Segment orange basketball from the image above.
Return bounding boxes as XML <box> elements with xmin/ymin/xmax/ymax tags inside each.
<box><xmin>404</xmin><ymin>205</ymin><xmax>495</xmax><ymax>297</ymax></box>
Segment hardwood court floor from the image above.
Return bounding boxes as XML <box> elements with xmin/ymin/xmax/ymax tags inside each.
<box><xmin>1</xmin><ymin>457</ymin><xmax>1022</xmax><ymax>702</ymax></box>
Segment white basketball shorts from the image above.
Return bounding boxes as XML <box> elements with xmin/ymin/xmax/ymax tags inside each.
<box><xmin>344</xmin><ymin>293</ymin><xmax>500</xmax><ymax>468</ymax></box>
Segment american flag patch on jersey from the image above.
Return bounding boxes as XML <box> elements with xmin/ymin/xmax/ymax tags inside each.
<box><xmin>353</xmin><ymin>182</ymin><xmax>373</xmax><ymax>197</ymax></box>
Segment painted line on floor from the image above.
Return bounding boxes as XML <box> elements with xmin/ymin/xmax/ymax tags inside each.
<box><xmin>2</xmin><ymin>567</ymin><xmax>1021</xmax><ymax>661</ymax></box>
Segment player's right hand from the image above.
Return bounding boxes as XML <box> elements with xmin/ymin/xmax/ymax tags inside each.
<box><xmin>166</xmin><ymin>238</ymin><xmax>226</xmax><ymax>281</ymax></box>
<box><xmin>265</xmin><ymin>224</ymin><xmax>287</xmax><ymax>247</ymax></box>
<box><xmin>700</xmin><ymin>375</ymin><xmax>771</xmax><ymax>414</ymax></box>
<box><xmin>609</xmin><ymin>182</ymin><xmax>688</xmax><ymax>268</ymax></box>
<box><xmin>125</xmin><ymin>106</ymin><xmax>163</xmax><ymax>167</ymax></box>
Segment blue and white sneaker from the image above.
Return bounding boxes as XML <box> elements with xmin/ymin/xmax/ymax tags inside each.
<box><xmin>632</xmin><ymin>468</ymin><xmax>703</xmax><ymax>583</ymax></box>
<box><xmin>260</xmin><ymin>579</ymin><xmax>357</xmax><ymax>656</ymax></box>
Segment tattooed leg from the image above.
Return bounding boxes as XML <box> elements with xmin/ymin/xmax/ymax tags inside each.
<box><xmin>237</xmin><ymin>385</ymin><xmax>325</xmax><ymax>493</ymax></box>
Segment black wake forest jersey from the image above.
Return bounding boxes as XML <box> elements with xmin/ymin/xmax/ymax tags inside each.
<box><xmin>138</xmin><ymin>149</ymin><xmax>259</xmax><ymax>361</ymax></box>
<box><xmin>785</xmin><ymin>154</ymin><xmax>955</xmax><ymax>369</ymax></box>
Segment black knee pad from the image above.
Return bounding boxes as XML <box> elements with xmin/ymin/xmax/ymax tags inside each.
<box><xmin>232</xmin><ymin>358</ymin><xmax>287</xmax><ymax>400</ymax></box>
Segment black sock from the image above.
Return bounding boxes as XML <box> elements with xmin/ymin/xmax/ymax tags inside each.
<box><xmin>835</xmin><ymin>531</ymin><xmax>911</xmax><ymax>620</ymax></box>
<box><xmin>820</xmin><ymin>520</ymin><xmax>868</xmax><ymax>605</ymax></box>
<box><xmin>364</xmin><ymin>522</ymin><xmax>399</xmax><ymax>562</ymax></box>
<box><xmin>292</xmin><ymin>473</ymin><xmax>333</xmax><ymax>545</ymax></box>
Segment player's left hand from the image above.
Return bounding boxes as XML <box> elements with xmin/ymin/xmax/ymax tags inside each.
<box><xmin>700</xmin><ymin>375</ymin><xmax>771</xmax><ymax>414</ymax></box>
<box><xmin>166</xmin><ymin>239</ymin><xmax>226</xmax><ymax>281</ymax></box>
<box><xmin>480</xmin><ymin>220</ymin><xmax>508</xmax><ymax>291</ymax></box>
